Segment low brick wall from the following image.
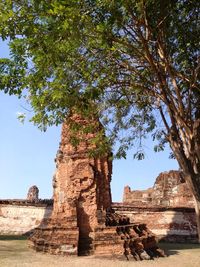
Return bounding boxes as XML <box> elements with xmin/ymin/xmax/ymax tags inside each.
<box><xmin>0</xmin><ymin>200</ymin><xmax>52</xmax><ymax>235</ymax></box>
<box><xmin>112</xmin><ymin>203</ymin><xmax>198</xmax><ymax>243</ymax></box>
<box><xmin>0</xmin><ymin>200</ymin><xmax>198</xmax><ymax>243</ymax></box>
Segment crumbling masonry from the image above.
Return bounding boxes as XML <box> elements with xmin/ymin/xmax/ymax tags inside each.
<box><xmin>123</xmin><ymin>170</ymin><xmax>194</xmax><ymax>208</ymax></box>
<box><xmin>29</xmin><ymin>114</ymin><xmax>165</xmax><ymax>259</ymax></box>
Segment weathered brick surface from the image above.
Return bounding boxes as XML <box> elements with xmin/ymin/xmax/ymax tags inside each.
<box><xmin>123</xmin><ymin>170</ymin><xmax>194</xmax><ymax>208</ymax></box>
<box><xmin>121</xmin><ymin>170</ymin><xmax>197</xmax><ymax>242</ymax></box>
<box><xmin>28</xmin><ymin>114</ymin><xmax>165</xmax><ymax>259</ymax></box>
<box><xmin>29</xmin><ymin>114</ymin><xmax>113</xmax><ymax>255</ymax></box>
<box><xmin>93</xmin><ymin>226</ymin><xmax>124</xmax><ymax>256</ymax></box>
<box><xmin>112</xmin><ymin>204</ymin><xmax>198</xmax><ymax>243</ymax></box>
<box><xmin>0</xmin><ymin>204</ymin><xmax>52</xmax><ymax>235</ymax></box>
<box><xmin>0</xmin><ymin>169</ymin><xmax>198</xmax><ymax>245</ymax></box>
<box><xmin>1</xmin><ymin>202</ymin><xmax>197</xmax><ymax>243</ymax></box>
<box><xmin>27</xmin><ymin>185</ymin><xmax>39</xmax><ymax>202</ymax></box>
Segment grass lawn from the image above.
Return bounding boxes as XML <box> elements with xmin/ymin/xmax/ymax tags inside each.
<box><xmin>0</xmin><ymin>236</ymin><xmax>200</xmax><ymax>267</ymax></box>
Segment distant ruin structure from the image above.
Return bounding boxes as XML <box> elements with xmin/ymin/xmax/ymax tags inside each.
<box><xmin>120</xmin><ymin>170</ymin><xmax>197</xmax><ymax>243</ymax></box>
<box><xmin>27</xmin><ymin>185</ymin><xmax>39</xmax><ymax>202</ymax></box>
<box><xmin>123</xmin><ymin>170</ymin><xmax>194</xmax><ymax>208</ymax></box>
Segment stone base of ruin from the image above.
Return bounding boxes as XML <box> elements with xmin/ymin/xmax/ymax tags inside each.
<box><xmin>28</xmin><ymin>223</ymin><xmax>123</xmax><ymax>256</ymax></box>
<box><xmin>29</xmin><ymin>227</ymin><xmax>79</xmax><ymax>255</ymax></box>
<box><xmin>93</xmin><ymin>226</ymin><xmax>124</xmax><ymax>256</ymax></box>
<box><xmin>77</xmin><ymin>226</ymin><xmax>125</xmax><ymax>256</ymax></box>
<box><xmin>29</xmin><ymin>218</ymin><xmax>79</xmax><ymax>255</ymax></box>
<box><xmin>29</xmin><ymin>211</ymin><xmax>166</xmax><ymax>260</ymax></box>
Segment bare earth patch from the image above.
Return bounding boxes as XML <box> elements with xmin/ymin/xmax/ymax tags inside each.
<box><xmin>0</xmin><ymin>238</ymin><xmax>200</xmax><ymax>267</ymax></box>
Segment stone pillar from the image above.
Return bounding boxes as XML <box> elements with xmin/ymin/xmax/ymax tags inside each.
<box><xmin>29</xmin><ymin>114</ymin><xmax>112</xmax><ymax>255</ymax></box>
<box><xmin>27</xmin><ymin>185</ymin><xmax>39</xmax><ymax>202</ymax></box>
<box><xmin>123</xmin><ymin>186</ymin><xmax>131</xmax><ymax>203</ymax></box>
<box><xmin>52</xmin><ymin>114</ymin><xmax>112</xmax><ymax>254</ymax></box>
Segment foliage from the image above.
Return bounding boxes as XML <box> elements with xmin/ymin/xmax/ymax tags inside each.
<box><xmin>1</xmin><ymin>0</ymin><xmax>200</xmax><ymax>240</ymax></box>
<box><xmin>0</xmin><ymin>0</ymin><xmax>199</xmax><ymax>160</ymax></box>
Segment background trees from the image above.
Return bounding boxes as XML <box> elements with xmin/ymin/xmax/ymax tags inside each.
<box><xmin>0</xmin><ymin>0</ymin><xmax>200</xmax><ymax>239</ymax></box>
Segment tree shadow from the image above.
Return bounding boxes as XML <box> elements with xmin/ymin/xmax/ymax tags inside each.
<box><xmin>157</xmin><ymin>207</ymin><xmax>199</xmax><ymax>256</ymax></box>
<box><xmin>0</xmin><ymin>235</ymin><xmax>27</xmax><ymax>241</ymax></box>
<box><xmin>24</xmin><ymin>201</ymin><xmax>53</xmax><ymax>237</ymax></box>
<box><xmin>159</xmin><ymin>207</ymin><xmax>198</xmax><ymax>244</ymax></box>
<box><xmin>76</xmin><ymin>198</ymin><xmax>93</xmax><ymax>256</ymax></box>
<box><xmin>159</xmin><ymin>242</ymin><xmax>200</xmax><ymax>257</ymax></box>
<box><xmin>0</xmin><ymin>200</ymin><xmax>53</xmax><ymax>242</ymax></box>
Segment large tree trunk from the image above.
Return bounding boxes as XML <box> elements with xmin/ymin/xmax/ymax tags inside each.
<box><xmin>183</xmin><ymin>173</ymin><xmax>200</xmax><ymax>243</ymax></box>
<box><xmin>169</xmin><ymin>140</ymin><xmax>200</xmax><ymax>243</ymax></box>
<box><xmin>182</xmin><ymin>175</ymin><xmax>200</xmax><ymax>243</ymax></box>
<box><xmin>194</xmin><ymin>198</ymin><xmax>200</xmax><ymax>243</ymax></box>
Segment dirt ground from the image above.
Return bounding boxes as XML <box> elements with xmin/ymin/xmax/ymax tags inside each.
<box><xmin>0</xmin><ymin>237</ymin><xmax>200</xmax><ymax>267</ymax></box>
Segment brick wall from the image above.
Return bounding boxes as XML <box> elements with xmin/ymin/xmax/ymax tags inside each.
<box><xmin>0</xmin><ymin>200</ymin><xmax>198</xmax><ymax>243</ymax></box>
<box><xmin>112</xmin><ymin>203</ymin><xmax>198</xmax><ymax>243</ymax></box>
<box><xmin>0</xmin><ymin>200</ymin><xmax>52</xmax><ymax>235</ymax></box>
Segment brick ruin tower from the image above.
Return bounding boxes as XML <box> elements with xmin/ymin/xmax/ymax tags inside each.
<box><xmin>27</xmin><ymin>185</ymin><xmax>39</xmax><ymax>202</ymax></box>
<box><xmin>29</xmin><ymin>113</ymin><xmax>113</xmax><ymax>255</ymax></box>
<box><xmin>29</xmin><ymin>113</ymin><xmax>165</xmax><ymax>259</ymax></box>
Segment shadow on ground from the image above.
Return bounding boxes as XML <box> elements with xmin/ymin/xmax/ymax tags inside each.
<box><xmin>1</xmin><ymin>236</ymin><xmax>200</xmax><ymax>260</ymax></box>
<box><xmin>0</xmin><ymin>235</ymin><xmax>27</xmax><ymax>241</ymax></box>
<box><xmin>159</xmin><ymin>242</ymin><xmax>200</xmax><ymax>256</ymax></box>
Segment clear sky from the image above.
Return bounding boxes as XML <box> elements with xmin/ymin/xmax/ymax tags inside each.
<box><xmin>0</xmin><ymin>41</ymin><xmax>179</xmax><ymax>202</ymax></box>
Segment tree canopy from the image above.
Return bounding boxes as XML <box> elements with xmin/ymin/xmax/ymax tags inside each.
<box><xmin>0</xmin><ymin>1</ymin><xmax>199</xmax><ymax>171</ymax></box>
<box><xmin>0</xmin><ymin>0</ymin><xmax>199</xmax><ymax>155</ymax></box>
<box><xmin>1</xmin><ymin>0</ymin><xmax>200</xmax><ymax>240</ymax></box>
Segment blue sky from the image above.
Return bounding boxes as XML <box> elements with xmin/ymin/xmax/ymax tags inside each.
<box><xmin>0</xmin><ymin>41</ymin><xmax>179</xmax><ymax>202</ymax></box>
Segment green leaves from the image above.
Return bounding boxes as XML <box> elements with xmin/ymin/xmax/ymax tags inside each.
<box><xmin>0</xmin><ymin>57</ymin><xmax>25</xmax><ymax>95</ymax></box>
<box><xmin>16</xmin><ymin>112</ymin><xmax>26</xmax><ymax>124</ymax></box>
<box><xmin>0</xmin><ymin>0</ymin><xmax>199</xmax><ymax>159</ymax></box>
<box><xmin>133</xmin><ymin>150</ymin><xmax>145</xmax><ymax>161</ymax></box>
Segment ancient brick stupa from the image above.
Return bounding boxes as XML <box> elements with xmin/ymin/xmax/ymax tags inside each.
<box><xmin>29</xmin><ymin>113</ymin><xmax>165</xmax><ymax>259</ymax></box>
<box><xmin>29</xmin><ymin>113</ymin><xmax>114</xmax><ymax>255</ymax></box>
<box><xmin>27</xmin><ymin>185</ymin><xmax>39</xmax><ymax>202</ymax></box>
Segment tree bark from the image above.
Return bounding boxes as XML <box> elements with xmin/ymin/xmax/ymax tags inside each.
<box><xmin>180</xmin><ymin>171</ymin><xmax>200</xmax><ymax>243</ymax></box>
<box><xmin>184</xmin><ymin>173</ymin><xmax>200</xmax><ymax>243</ymax></box>
<box><xmin>194</xmin><ymin>198</ymin><xmax>200</xmax><ymax>243</ymax></box>
<box><xmin>169</xmin><ymin>142</ymin><xmax>200</xmax><ymax>243</ymax></box>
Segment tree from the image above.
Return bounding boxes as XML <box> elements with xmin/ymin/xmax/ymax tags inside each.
<box><xmin>0</xmin><ymin>0</ymin><xmax>200</xmax><ymax>240</ymax></box>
